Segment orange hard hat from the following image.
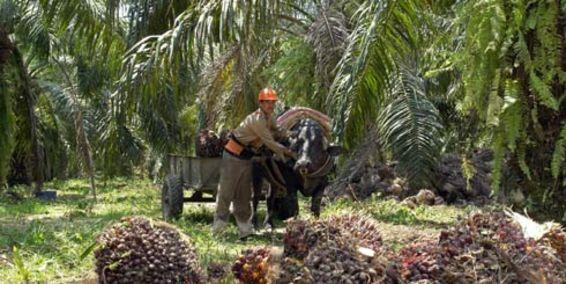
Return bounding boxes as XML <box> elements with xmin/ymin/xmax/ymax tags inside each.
<box><xmin>258</xmin><ymin>87</ymin><xmax>278</xmax><ymax>101</ymax></box>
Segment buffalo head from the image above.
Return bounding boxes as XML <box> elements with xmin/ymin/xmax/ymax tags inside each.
<box><xmin>287</xmin><ymin>119</ymin><xmax>342</xmax><ymax>177</ymax></box>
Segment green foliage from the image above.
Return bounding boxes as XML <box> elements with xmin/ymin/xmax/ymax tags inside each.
<box><xmin>454</xmin><ymin>0</ymin><xmax>564</xmax><ymax>195</ymax></box>
<box><xmin>118</xmin><ymin>0</ymin><xmax>284</xmax><ymax>105</ymax></box>
<box><xmin>75</xmin><ymin>56</ymin><xmax>111</xmax><ymax>96</ymax></box>
<box><xmin>177</xmin><ymin>104</ymin><xmax>199</xmax><ymax>155</ymax></box>
<box><xmin>38</xmin><ymin>0</ymin><xmax>123</xmax><ymax>55</ymax></box>
<box><xmin>264</xmin><ymin>37</ymin><xmax>316</xmax><ymax>108</ymax></box>
<box><xmin>328</xmin><ymin>0</ymin><xmax>424</xmax><ymax>151</ymax></box>
<box><xmin>11</xmin><ymin>246</ymin><xmax>30</xmax><ymax>282</ymax></box>
<box><xmin>36</xmin><ymin>95</ymin><xmax>69</xmax><ymax>180</ymax></box>
<box><xmin>306</xmin><ymin>4</ymin><xmax>349</xmax><ymax>96</ymax></box>
<box><xmin>552</xmin><ymin>125</ymin><xmax>566</xmax><ymax>180</ymax></box>
<box><xmin>378</xmin><ymin>66</ymin><xmax>443</xmax><ymax>188</ymax></box>
<box><xmin>461</xmin><ymin>155</ymin><xmax>476</xmax><ymax>191</ymax></box>
<box><xmin>97</xmin><ymin>118</ymin><xmax>145</xmax><ymax>178</ymax></box>
<box><xmin>322</xmin><ymin>196</ymin><xmax>479</xmax><ymax>227</ymax></box>
<box><xmin>40</xmin><ymin>80</ymin><xmax>96</xmax><ymax>178</ymax></box>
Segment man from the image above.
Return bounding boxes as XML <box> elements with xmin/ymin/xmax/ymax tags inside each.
<box><xmin>212</xmin><ymin>87</ymin><xmax>295</xmax><ymax>240</ymax></box>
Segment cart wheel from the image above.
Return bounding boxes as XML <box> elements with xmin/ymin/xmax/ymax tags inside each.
<box><xmin>162</xmin><ymin>175</ymin><xmax>183</xmax><ymax>221</ymax></box>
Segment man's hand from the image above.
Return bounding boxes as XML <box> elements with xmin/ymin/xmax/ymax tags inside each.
<box><xmin>286</xmin><ymin>130</ymin><xmax>298</xmax><ymax>137</ymax></box>
<box><xmin>283</xmin><ymin>149</ymin><xmax>297</xmax><ymax>159</ymax></box>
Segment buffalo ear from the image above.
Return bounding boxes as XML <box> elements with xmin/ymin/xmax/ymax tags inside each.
<box><xmin>327</xmin><ymin>145</ymin><xmax>343</xmax><ymax>156</ymax></box>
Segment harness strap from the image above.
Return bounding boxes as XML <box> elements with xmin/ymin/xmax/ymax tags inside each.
<box><xmin>270</xmin><ymin>158</ymin><xmax>287</xmax><ymax>186</ymax></box>
<box><xmin>306</xmin><ymin>155</ymin><xmax>334</xmax><ymax>178</ymax></box>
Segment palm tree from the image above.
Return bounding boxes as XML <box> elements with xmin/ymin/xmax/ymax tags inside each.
<box><xmin>0</xmin><ymin>25</ymin><xmax>16</xmax><ymax>188</ymax></box>
<box><xmin>327</xmin><ymin>1</ymin><xmax>445</xmax><ymax>187</ymax></box>
<box><xmin>6</xmin><ymin>0</ymin><xmax>559</xmax><ymax>209</ymax></box>
<box><xmin>1</xmin><ymin>1</ymin><xmax>45</xmax><ymax>192</ymax></box>
<box><xmin>447</xmin><ymin>0</ymin><xmax>565</xmax><ymax>214</ymax></box>
<box><xmin>119</xmin><ymin>0</ymin><xmax>445</xmax><ymax>188</ymax></box>
<box><xmin>0</xmin><ymin>0</ymin><xmax>127</xmax><ymax>198</ymax></box>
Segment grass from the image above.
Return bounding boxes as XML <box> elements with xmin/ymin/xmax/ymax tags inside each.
<box><xmin>0</xmin><ymin>178</ymin><xmax>483</xmax><ymax>283</ymax></box>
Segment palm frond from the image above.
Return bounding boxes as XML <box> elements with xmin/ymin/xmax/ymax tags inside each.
<box><xmin>41</xmin><ymin>58</ymin><xmax>97</xmax><ymax>199</ymax></box>
<box><xmin>378</xmin><ymin>66</ymin><xmax>443</xmax><ymax>188</ymax></box>
<box><xmin>265</xmin><ymin>36</ymin><xmax>317</xmax><ymax>107</ymax></box>
<box><xmin>220</xmin><ymin>45</ymin><xmax>271</xmax><ymax>127</ymax></box>
<box><xmin>38</xmin><ymin>0</ymin><xmax>123</xmax><ymax>54</ymax></box>
<box><xmin>551</xmin><ymin>125</ymin><xmax>566</xmax><ymax>180</ymax></box>
<box><xmin>135</xmin><ymin>83</ymin><xmax>181</xmax><ymax>154</ymax></box>
<box><xmin>97</xmin><ymin>111</ymin><xmax>145</xmax><ymax>177</ymax></box>
<box><xmin>119</xmin><ymin>0</ymin><xmax>286</xmax><ymax>103</ymax></box>
<box><xmin>75</xmin><ymin>55</ymin><xmax>111</xmax><ymax>97</ymax></box>
<box><xmin>126</xmin><ymin>0</ymin><xmax>193</xmax><ymax>45</ymax></box>
<box><xmin>307</xmin><ymin>5</ymin><xmax>348</xmax><ymax>91</ymax></box>
<box><xmin>213</xmin><ymin>49</ymin><xmax>249</xmax><ymax>129</ymax></box>
<box><xmin>117</xmin><ymin>9</ymin><xmax>195</xmax><ymax>103</ymax></box>
<box><xmin>0</xmin><ymin>23</ymin><xmax>15</xmax><ymax>74</ymax></box>
<box><xmin>328</xmin><ymin>0</ymin><xmax>423</xmax><ymax>148</ymax></box>
<box><xmin>0</xmin><ymin>0</ymin><xmax>18</xmax><ymax>33</ymax></box>
<box><xmin>196</xmin><ymin>45</ymin><xmax>240</xmax><ymax>128</ymax></box>
<box><xmin>13</xmin><ymin>1</ymin><xmax>54</xmax><ymax>60</ymax></box>
<box><xmin>36</xmin><ymin>93</ymin><xmax>70</xmax><ymax>180</ymax></box>
<box><xmin>40</xmin><ymin>81</ymin><xmax>78</xmax><ymax>122</ymax></box>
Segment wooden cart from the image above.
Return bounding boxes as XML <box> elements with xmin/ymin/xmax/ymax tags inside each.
<box><xmin>161</xmin><ymin>154</ymin><xmax>222</xmax><ymax>220</ymax></box>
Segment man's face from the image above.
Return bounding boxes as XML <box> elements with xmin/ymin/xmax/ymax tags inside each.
<box><xmin>259</xmin><ymin>100</ymin><xmax>276</xmax><ymax>115</ymax></box>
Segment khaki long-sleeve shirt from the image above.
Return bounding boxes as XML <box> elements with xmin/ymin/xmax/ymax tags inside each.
<box><xmin>232</xmin><ymin>109</ymin><xmax>288</xmax><ymax>157</ymax></box>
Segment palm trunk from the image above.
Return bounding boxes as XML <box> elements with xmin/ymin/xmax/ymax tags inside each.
<box><xmin>12</xmin><ymin>47</ymin><xmax>44</xmax><ymax>193</ymax></box>
<box><xmin>0</xmin><ymin>27</ymin><xmax>15</xmax><ymax>188</ymax></box>
<box><xmin>0</xmin><ymin>27</ymin><xmax>14</xmax><ymax>69</ymax></box>
<box><xmin>52</xmin><ymin>57</ymin><xmax>97</xmax><ymax>200</ymax></box>
<box><xmin>75</xmin><ymin>111</ymin><xmax>97</xmax><ymax>201</ymax></box>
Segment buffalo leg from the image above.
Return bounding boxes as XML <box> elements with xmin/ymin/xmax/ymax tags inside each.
<box><xmin>310</xmin><ymin>184</ymin><xmax>325</xmax><ymax>218</ymax></box>
<box><xmin>263</xmin><ymin>184</ymin><xmax>277</xmax><ymax>229</ymax></box>
<box><xmin>251</xmin><ymin>184</ymin><xmax>261</xmax><ymax>229</ymax></box>
<box><xmin>274</xmin><ymin>191</ymin><xmax>299</xmax><ymax>220</ymax></box>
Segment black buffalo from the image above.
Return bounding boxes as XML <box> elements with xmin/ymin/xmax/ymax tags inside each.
<box><xmin>252</xmin><ymin>118</ymin><xmax>342</xmax><ymax>228</ymax></box>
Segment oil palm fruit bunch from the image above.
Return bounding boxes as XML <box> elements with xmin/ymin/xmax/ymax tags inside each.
<box><xmin>396</xmin><ymin>213</ymin><xmax>564</xmax><ymax>283</ymax></box>
<box><xmin>397</xmin><ymin>241</ymin><xmax>439</xmax><ymax>282</ymax></box>
<box><xmin>281</xmin><ymin>214</ymin><xmax>395</xmax><ymax>283</ymax></box>
<box><xmin>231</xmin><ymin>247</ymin><xmax>271</xmax><ymax>284</ymax></box>
<box><xmin>195</xmin><ymin>129</ymin><xmax>228</xmax><ymax>157</ymax></box>
<box><xmin>539</xmin><ymin>228</ymin><xmax>566</xmax><ymax>281</ymax></box>
<box><xmin>540</xmin><ymin>228</ymin><xmax>566</xmax><ymax>263</ymax></box>
<box><xmin>283</xmin><ymin>219</ymin><xmax>321</xmax><ymax>259</ymax></box>
<box><xmin>207</xmin><ymin>262</ymin><xmax>228</xmax><ymax>280</ymax></box>
<box><xmin>283</xmin><ymin>213</ymin><xmax>383</xmax><ymax>260</ymax></box>
<box><xmin>94</xmin><ymin>216</ymin><xmax>203</xmax><ymax>283</ymax></box>
<box><xmin>275</xmin><ymin>257</ymin><xmax>310</xmax><ymax>284</ymax></box>
<box><xmin>325</xmin><ymin>213</ymin><xmax>383</xmax><ymax>252</ymax></box>
<box><xmin>437</xmin><ymin>213</ymin><xmax>561</xmax><ymax>283</ymax></box>
<box><xmin>296</xmin><ymin>234</ymin><xmax>395</xmax><ymax>284</ymax></box>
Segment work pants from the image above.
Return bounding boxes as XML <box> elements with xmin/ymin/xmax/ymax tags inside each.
<box><xmin>212</xmin><ymin>151</ymin><xmax>253</xmax><ymax>237</ymax></box>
